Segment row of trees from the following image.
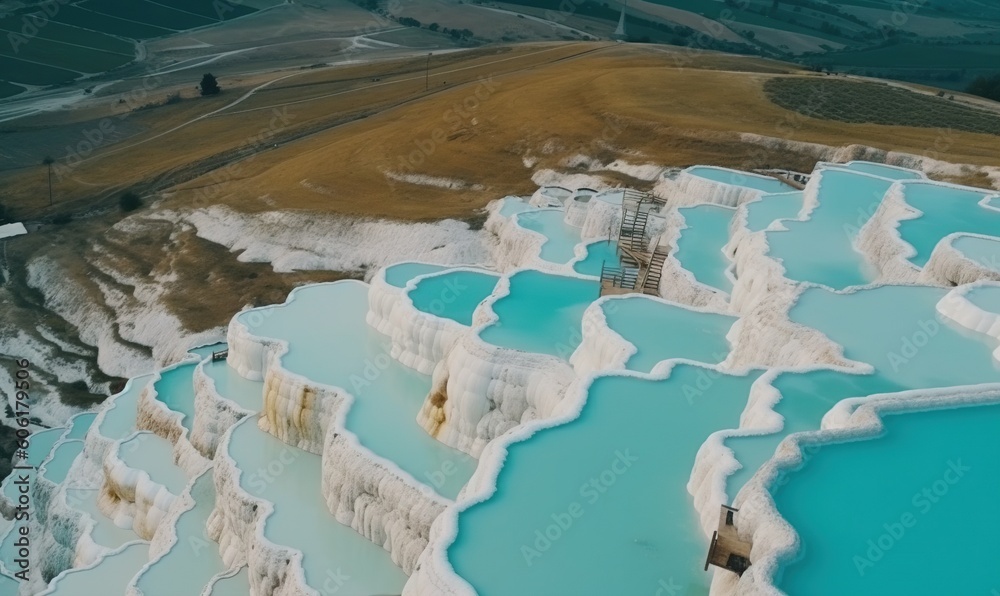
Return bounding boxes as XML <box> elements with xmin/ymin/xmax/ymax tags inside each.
<box><xmin>966</xmin><ymin>73</ymin><xmax>1000</xmax><ymax>102</ymax></box>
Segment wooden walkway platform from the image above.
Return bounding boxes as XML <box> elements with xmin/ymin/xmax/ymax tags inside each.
<box><xmin>705</xmin><ymin>505</ymin><xmax>752</xmax><ymax>576</ymax></box>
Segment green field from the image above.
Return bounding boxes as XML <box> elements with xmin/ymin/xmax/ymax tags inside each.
<box><xmin>50</xmin><ymin>6</ymin><xmax>175</xmax><ymax>38</ymax></box>
<box><xmin>0</xmin><ymin>0</ymin><xmax>271</xmax><ymax>97</ymax></box>
<box><xmin>0</xmin><ymin>81</ymin><xmax>24</xmax><ymax>99</ymax></box>
<box><xmin>81</xmin><ymin>0</ymin><xmax>217</xmax><ymax>30</ymax></box>
<box><xmin>0</xmin><ymin>55</ymin><xmax>82</xmax><ymax>86</ymax></box>
<box><xmin>815</xmin><ymin>43</ymin><xmax>1000</xmax><ymax>69</ymax></box>
<box><xmin>765</xmin><ymin>77</ymin><xmax>1000</xmax><ymax>135</ymax></box>
<box><xmin>154</xmin><ymin>0</ymin><xmax>258</xmax><ymax>20</ymax></box>
<box><xmin>0</xmin><ymin>17</ymin><xmax>135</xmax><ymax>54</ymax></box>
<box><xmin>0</xmin><ymin>35</ymin><xmax>132</xmax><ymax>73</ymax></box>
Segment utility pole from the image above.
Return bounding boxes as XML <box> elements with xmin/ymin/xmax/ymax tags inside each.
<box><xmin>425</xmin><ymin>52</ymin><xmax>431</xmax><ymax>91</ymax></box>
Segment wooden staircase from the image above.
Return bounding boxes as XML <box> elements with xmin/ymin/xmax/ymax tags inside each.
<box><xmin>600</xmin><ymin>190</ymin><xmax>669</xmax><ymax>297</ymax></box>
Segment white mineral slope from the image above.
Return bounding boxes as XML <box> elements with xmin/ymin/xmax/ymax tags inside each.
<box><xmin>655</xmin><ymin>167</ymin><xmax>771</xmax><ymax>208</ymax></box>
<box><xmin>78</xmin><ymin>375</ymin><xmax>154</xmax><ymax>484</ymax></box>
<box><xmin>569</xmin><ymin>298</ymin><xmax>636</xmax><ymax>375</ymax></box>
<box><xmin>134</xmin><ymin>360</ymin><xmax>210</xmax><ymax>476</ymax></box>
<box><xmin>578</xmin><ymin>193</ymin><xmax>621</xmax><ymax>241</ymax></box>
<box><xmin>177</xmin><ymin>206</ymin><xmax>491</xmax><ymax>273</ymax></box>
<box><xmin>99</xmin><ymin>432</ymin><xmax>184</xmax><ymax>541</ymax></box>
<box><xmin>738</xmin><ymin>134</ymin><xmax>1000</xmax><ymax>188</ymax></box>
<box><xmin>223</xmin><ymin>281</ymin><xmax>461</xmax><ymax>574</ymax></box>
<box><xmin>26</xmin><ymin>256</ymin><xmax>155</xmax><ymax>379</ymax></box>
<box><xmin>855</xmin><ymin>180</ymin><xmax>925</xmax><ymax>283</ymax></box>
<box><xmin>657</xmin><ymin>208</ymin><xmax>731</xmax><ymax>309</ymax></box>
<box><xmin>366</xmin><ymin>265</ymin><xmax>486</xmax><ymax>376</ymax></box>
<box><xmin>922</xmin><ymin>233</ymin><xmax>1000</xmax><ymax>286</ymax></box>
<box><xmin>190</xmin><ymin>360</ymin><xmax>256</xmax><ymax>459</ymax></box>
<box><xmin>414</xmin><ymin>272</ymin><xmax>578</xmax><ymax>458</ymax></box>
<box><xmin>720</xmin><ymin>175</ymin><xmax>858</xmax><ymax>370</ymax></box>
<box><xmin>24</xmin><ymin>441</ymin><xmax>85</xmax><ymax>593</ymax></box>
<box><xmin>936</xmin><ymin>282</ymin><xmax>1000</xmax><ymax>360</ymax></box>
<box><xmin>723</xmin><ymin>386</ymin><xmax>1000</xmax><ymax>596</ymax></box>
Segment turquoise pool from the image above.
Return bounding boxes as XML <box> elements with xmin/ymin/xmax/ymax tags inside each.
<box><xmin>514</xmin><ymin>209</ymin><xmax>582</xmax><ymax>264</ymax></box>
<box><xmin>408</xmin><ymin>269</ymin><xmax>500</xmax><ymax>326</ymax></box>
<box><xmin>63</xmin><ymin>413</ymin><xmax>96</xmax><ymax>440</ymax></box>
<box><xmin>498</xmin><ymin>196</ymin><xmax>535</xmax><ymax>217</ymax></box>
<box><xmin>449</xmin><ymin>366</ymin><xmax>763</xmax><ymax>595</ymax></box>
<box><xmin>117</xmin><ymin>433</ymin><xmax>188</xmax><ymax>496</ymax></box>
<box><xmin>65</xmin><ymin>489</ymin><xmax>136</xmax><ymax>550</ymax></box>
<box><xmin>895</xmin><ymin>182</ymin><xmax>1000</xmax><ymax>267</ymax></box>
<box><xmin>383</xmin><ymin>262</ymin><xmax>448</xmax><ymax>288</ymax></box>
<box><xmin>572</xmin><ymin>240</ymin><xmax>619</xmax><ymax>277</ymax></box>
<box><xmin>687</xmin><ymin>166</ymin><xmax>794</xmax><ymax>193</ymax></box>
<box><xmin>767</xmin><ymin>169</ymin><xmax>893</xmax><ymax>289</ymax></box>
<box><xmin>675</xmin><ymin>204</ymin><xmax>735</xmax><ymax>292</ymax></box>
<box><xmin>40</xmin><ymin>440</ymin><xmax>84</xmax><ymax>484</ymax></box>
<box><xmin>132</xmin><ymin>471</ymin><xmax>227</xmax><ymax>595</ymax></box>
<box><xmin>43</xmin><ymin>542</ymin><xmax>149</xmax><ymax>595</ymax></box>
<box><xmin>833</xmin><ymin>161</ymin><xmax>924</xmax><ymax>180</ymax></box>
<box><xmin>952</xmin><ymin>235</ymin><xmax>1000</xmax><ymax>273</ymax></box>
<box><xmin>773</xmin><ymin>403</ymin><xmax>1000</xmax><ymax>595</ymax></box>
<box><xmin>209</xmin><ymin>568</ymin><xmax>250</xmax><ymax>595</ymax></box>
<box><xmin>479</xmin><ymin>271</ymin><xmax>598</xmax><ymax>360</ymax></box>
<box><xmin>228</xmin><ymin>417</ymin><xmax>407</xmax><ymax>595</ymax></box>
<box><xmin>238</xmin><ymin>281</ymin><xmax>474</xmax><ymax>499</ymax></box>
<box><xmin>745</xmin><ymin>192</ymin><xmax>802</xmax><ymax>233</ymax></box>
<box><xmin>965</xmin><ymin>284</ymin><xmax>1000</xmax><ymax>314</ymax></box>
<box><xmin>202</xmin><ymin>356</ymin><xmax>263</xmax><ymax>412</ymax></box>
<box><xmin>99</xmin><ymin>375</ymin><xmax>153</xmax><ymax>440</ymax></box>
<box><xmin>725</xmin><ymin>284</ymin><xmax>1000</xmax><ymax>500</ymax></box>
<box><xmin>153</xmin><ymin>362</ymin><xmax>197</xmax><ymax>434</ymax></box>
<box><xmin>602</xmin><ymin>296</ymin><xmax>737</xmax><ymax>372</ymax></box>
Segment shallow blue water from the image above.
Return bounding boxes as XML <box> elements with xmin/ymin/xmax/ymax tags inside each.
<box><xmin>479</xmin><ymin>271</ymin><xmax>598</xmax><ymax>360</ymax></box>
<box><xmin>835</xmin><ymin>161</ymin><xmax>924</xmax><ymax>180</ymax></box>
<box><xmin>408</xmin><ymin>269</ymin><xmax>499</xmax><ymax>326</ymax></box>
<box><xmin>687</xmin><ymin>166</ymin><xmax>794</xmax><ymax>193</ymax></box>
<box><xmin>44</xmin><ymin>542</ymin><xmax>149</xmax><ymax>595</ymax></box>
<box><xmin>896</xmin><ymin>182</ymin><xmax>1000</xmax><ymax>267</ymax></box>
<box><xmin>745</xmin><ymin>192</ymin><xmax>802</xmax><ymax>232</ymax></box>
<box><xmin>63</xmin><ymin>413</ymin><xmax>96</xmax><ymax>440</ymax></box>
<box><xmin>133</xmin><ymin>471</ymin><xmax>227</xmax><ymax>595</ymax></box>
<box><xmin>953</xmin><ymin>235</ymin><xmax>1000</xmax><ymax>272</ymax></box>
<box><xmin>498</xmin><ymin>196</ymin><xmax>534</xmax><ymax>217</ymax></box>
<box><xmin>228</xmin><ymin>417</ymin><xmax>407</xmax><ymax>595</ymax></box>
<box><xmin>514</xmin><ymin>209</ymin><xmax>582</xmax><ymax>264</ymax></box>
<box><xmin>965</xmin><ymin>284</ymin><xmax>1000</xmax><ymax>314</ymax></box>
<box><xmin>383</xmin><ymin>262</ymin><xmax>448</xmax><ymax>288</ymax></box>
<box><xmin>153</xmin><ymin>362</ymin><xmax>197</xmax><ymax>433</ymax></box>
<box><xmin>773</xmin><ymin>403</ymin><xmax>1000</xmax><ymax>595</ymax></box>
<box><xmin>767</xmin><ymin>169</ymin><xmax>892</xmax><ymax>289</ymax></box>
<box><xmin>725</xmin><ymin>284</ymin><xmax>1000</xmax><ymax>500</ymax></box>
<box><xmin>203</xmin><ymin>357</ymin><xmax>263</xmax><ymax>412</ymax></box>
<box><xmin>99</xmin><ymin>375</ymin><xmax>153</xmax><ymax>441</ymax></box>
<box><xmin>118</xmin><ymin>432</ymin><xmax>188</xmax><ymax>495</ymax></box>
<box><xmin>572</xmin><ymin>240</ymin><xmax>619</xmax><ymax>276</ymax></box>
<box><xmin>65</xmin><ymin>489</ymin><xmax>135</xmax><ymax>550</ymax></box>
<box><xmin>602</xmin><ymin>296</ymin><xmax>736</xmax><ymax>372</ymax></box>
<box><xmin>40</xmin><ymin>440</ymin><xmax>83</xmax><ymax>484</ymax></box>
<box><xmin>675</xmin><ymin>204</ymin><xmax>735</xmax><ymax>292</ymax></box>
<box><xmin>209</xmin><ymin>568</ymin><xmax>250</xmax><ymax>595</ymax></box>
<box><xmin>449</xmin><ymin>366</ymin><xmax>763</xmax><ymax>596</ymax></box>
<box><xmin>238</xmin><ymin>282</ymin><xmax>475</xmax><ymax>499</ymax></box>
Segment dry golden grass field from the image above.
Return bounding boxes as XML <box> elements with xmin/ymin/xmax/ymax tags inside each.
<box><xmin>4</xmin><ymin>42</ymin><xmax>999</xmax><ymax>223</ymax></box>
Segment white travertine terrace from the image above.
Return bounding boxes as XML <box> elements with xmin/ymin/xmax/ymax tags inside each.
<box><xmin>15</xmin><ymin>159</ymin><xmax>1000</xmax><ymax>596</ymax></box>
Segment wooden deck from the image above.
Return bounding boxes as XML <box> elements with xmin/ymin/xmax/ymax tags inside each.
<box><xmin>705</xmin><ymin>505</ymin><xmax>752</xmax><ymax>576</ymax></box>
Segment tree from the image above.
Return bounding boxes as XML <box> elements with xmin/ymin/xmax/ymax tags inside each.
<box><xmin>200</xmin><ymin>73</ymin><xmax>221</xmax><ymax>96</ymax></box>
<box><xmin>119</xmin><ymin>191</ymin><xmax>142</xmax><ymax>212</ymax></box>
<box><xmin>966</xmin><ymin>73</ymin><xmax>1000</xmax><ymax>103</ymax></box>
<box><xmin>42</xmin><ymin>156</ymin><xmax>54</xmax><ymax>206</ymax></box>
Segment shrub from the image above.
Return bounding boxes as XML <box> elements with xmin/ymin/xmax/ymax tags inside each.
<box><xmin>119</xmin><ymin>191</ymin><xmax>142</xmax><ymax>212</ymax></box>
